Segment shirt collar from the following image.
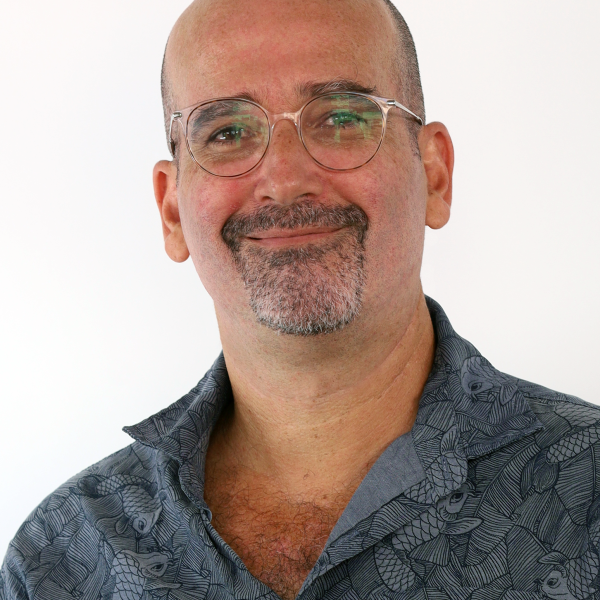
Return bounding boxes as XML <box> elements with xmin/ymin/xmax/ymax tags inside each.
<box><xmin>123</xmin><ymin>354</ymin><xmax>232</xmax><ymax>512</ymax></box>
<box><xmin>403</xmin><ymin>296</ymin><xmax>543</xmax><ymax>506</ymax></box>
<box><xmin>124</xmin><ymin>296</ymin><xmax>543</xmax><ymax>509</ymax></box>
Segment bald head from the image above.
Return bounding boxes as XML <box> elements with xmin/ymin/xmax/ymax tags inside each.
<box><xmin>160</xmin><ymin>0</ymin><xmax>425</xmax><ymax>154</ymax></box>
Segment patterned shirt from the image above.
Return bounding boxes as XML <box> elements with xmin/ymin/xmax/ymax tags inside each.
<box><xmin>2</xmin><ymin>297</ymin><xmax>599</xmax><ymax>600</ymax></box>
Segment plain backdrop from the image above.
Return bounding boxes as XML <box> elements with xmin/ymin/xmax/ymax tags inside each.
<box><xmin>1</xmin><ymin>0</ymin><xmax>599</xmax><ymax>553</ymax></box>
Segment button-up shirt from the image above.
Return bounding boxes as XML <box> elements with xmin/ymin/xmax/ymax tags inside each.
<box><xmin>2</xmin><ymin>297</ymin><xmax>599</xmax><ymax>600</ymax></box>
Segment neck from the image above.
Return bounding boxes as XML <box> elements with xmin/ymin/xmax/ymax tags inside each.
<box><xmin>208</xmin><ymin>291</ymin><xmax>435</xmax><ymax>504</ymax></box>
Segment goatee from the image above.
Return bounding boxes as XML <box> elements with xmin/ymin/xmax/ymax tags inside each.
<box><xmin>222</xmin><ymin>200</ymin><xmax>369</xmax><ymax>336</ymax></box>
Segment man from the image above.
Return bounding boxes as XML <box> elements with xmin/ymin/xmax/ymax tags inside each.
<box><xmin>2</xmin><ymin>0</ymin><xmax>598</xmax><ymax>599</ymax></box>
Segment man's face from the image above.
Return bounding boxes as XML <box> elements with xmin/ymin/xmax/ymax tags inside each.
<box><xmin>160</xmin><ymin>0</ymin><xmax>440</xmax><ymax>337</ymax></box>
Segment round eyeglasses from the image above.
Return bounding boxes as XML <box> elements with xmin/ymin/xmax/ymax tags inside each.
<box><xmin>168</xmin><ymin>92</ymin><xmax>423</xmax><ymax>178</ymax></box>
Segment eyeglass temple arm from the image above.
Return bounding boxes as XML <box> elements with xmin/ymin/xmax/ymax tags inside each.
<box><xmin>168</xmin><ymin>112</ymin><xmax>183</xmax><ymax>157</ymax></box>
<box><xmin>387</xmin><ymin>100</ymin><xmax>424</xmax><ymax>127</ymax></box>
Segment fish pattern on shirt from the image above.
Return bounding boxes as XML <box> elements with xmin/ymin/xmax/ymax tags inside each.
<box><xmin>2</xmin><ymin>297</ymin><xmax>599</xmax><ymax>600</ymax></box>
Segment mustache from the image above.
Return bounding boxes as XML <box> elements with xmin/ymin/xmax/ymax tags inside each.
<box><xmin>221</xmin><ymin>200</ymin><xmax>369</xmax><ymax>250</ymax></box>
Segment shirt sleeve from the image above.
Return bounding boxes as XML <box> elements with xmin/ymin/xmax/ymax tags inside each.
<box><xmin>0</xmin><ymin>548</ymin><xmax>30</xmax><ymax>600</ymax></box>
<box><xmin>0</xmin><ymin>505</ymin><xmax>58</xmax><ymax>600</ymax></box>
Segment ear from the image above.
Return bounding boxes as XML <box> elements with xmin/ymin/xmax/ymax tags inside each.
<box><xmin>418</xmin><ymin>122</ymin><xmax>454</xmax><ymax>230</ymax></box>
<box><xmin>153</xmin><ymin>160</ymin><xmax>190</xmax><ymax>262</ymax></box>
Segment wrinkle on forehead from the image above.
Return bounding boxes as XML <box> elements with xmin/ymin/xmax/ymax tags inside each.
<box><xmin>163</xmin><ymin>0</ymin><xmax>399</xmax><ymax>112</ymax></box>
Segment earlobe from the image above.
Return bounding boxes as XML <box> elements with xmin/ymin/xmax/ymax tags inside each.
<box><xmin>426</xmin><ymin>195</ymin><xmax>451</xmax><ymax>230</ymax></box>
<box><xmin>153</xmin><ymin>159</ymin><xmax>190</xmax><ymax>263</ymax></box>
<box><xmin>419</xmin><ymin>123</ymin><xmax>454</xmax><ymax>230</ymax></box>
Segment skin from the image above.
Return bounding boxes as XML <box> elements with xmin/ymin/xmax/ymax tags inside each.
<box><xmin>153</xmin><ymin>0</ymin><xmax>453</xmax><ymax>561</ymax></box>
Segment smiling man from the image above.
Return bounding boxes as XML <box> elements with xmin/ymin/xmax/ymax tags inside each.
<box><xmin>2</xmin><ymin>1</ymin><xmax>600</xmax><ymax>600</ymax></box>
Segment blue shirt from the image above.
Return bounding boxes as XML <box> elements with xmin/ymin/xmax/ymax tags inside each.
<box><xmin>2</xmin><ymin>297</ymin><xmax>599</xmax><ymax>600</ymax></box>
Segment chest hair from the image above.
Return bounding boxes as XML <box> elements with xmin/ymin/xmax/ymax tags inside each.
<box><xmin>205</xmin><ymin>478</ymin><xmax>348</xmax><ymax>600</ymax></box>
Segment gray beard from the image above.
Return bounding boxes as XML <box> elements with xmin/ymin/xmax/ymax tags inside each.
<box><xmin>222</xmin><ymin>201</ymin><xmax>368</xmax><ymax>336</ymax></box>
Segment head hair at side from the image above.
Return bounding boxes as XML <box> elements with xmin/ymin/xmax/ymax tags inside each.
<box><xmin>380</xmin><ymin>0</ymin><xmax>425</xmax><ymax>127</ymax></box>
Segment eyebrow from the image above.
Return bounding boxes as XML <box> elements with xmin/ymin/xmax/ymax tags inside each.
<box><xmin>296</xmin><ymin>79</ymin><xmax>379</xmax><ymax>98</ymax></box>
<box><xmin>189</xmin><ymin>100</ymin><xmax>248</xmax><ymax>130</ymax></box>
<box><xmin>229</xmin><ymin>79</ymin><xmax>379</xmax><ymax>105</ymax></box>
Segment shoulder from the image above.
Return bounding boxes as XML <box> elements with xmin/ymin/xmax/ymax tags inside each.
<box><xmin>471</xmin><ymin>376</ymin><xmax>600</xmax><ymax>516</ymax></box>
<box><xmin>518</xmin><ymin>378</ymin><xmax>600</xmax><ymax>453</ymax></box>
<box><xmin>1</xmin><ymin>441</ymin><xmax>163</xmax><ymax>600</ymax></box>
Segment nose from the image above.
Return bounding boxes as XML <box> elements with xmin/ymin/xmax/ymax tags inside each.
<box><xmin>253</xmin><ymin>117</ymin><xmax>323</xmax><ymax>205</ymax></box>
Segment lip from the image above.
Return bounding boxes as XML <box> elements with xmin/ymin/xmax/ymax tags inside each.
<box><xmin>247</xmin><ymin>227</ymin><xmax>343</xmax><ymax>247</ymax></box>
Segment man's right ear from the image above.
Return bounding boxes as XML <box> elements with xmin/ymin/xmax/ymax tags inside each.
<box><xmin>153</xmin><ymin>160</ymin><xmax>190</xmax><ymax>263</ymax></box>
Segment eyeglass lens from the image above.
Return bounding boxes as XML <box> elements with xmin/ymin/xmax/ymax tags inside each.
<box><xmin>186</xmin><ymin>94</ymin><xmax>385</xmax><ymax>176</ymax></box>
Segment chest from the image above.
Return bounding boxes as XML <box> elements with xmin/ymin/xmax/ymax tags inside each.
<box><xmin>206</xmin><ymin>485</ymin><xmax>346</xmax><ymax>600</ymax></box>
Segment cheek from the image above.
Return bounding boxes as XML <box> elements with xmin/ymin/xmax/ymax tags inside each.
<box><xmin>179</xmin><ymin>174</ymin><xmax>247</xmax><ymax>252</ymax></box>
<box><xmin>347</xmin><ymin>157</ymin><xmax>425</xmax><ymax>241</ymax></box>
<box><xmin>359</xmin><ymin>160</ymin><xmax>427</xmax><ymax>282</ymax></box>
<box><xmin>177</xmin><ymin>174</ymin><xmax>252</xmax><ymax>294</ymax></box>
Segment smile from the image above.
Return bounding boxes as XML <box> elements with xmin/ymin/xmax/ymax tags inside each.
<box><xmin>246</xmin><ymin>227</ymin><xmax>344</xmax><ymax>247</ymax></box>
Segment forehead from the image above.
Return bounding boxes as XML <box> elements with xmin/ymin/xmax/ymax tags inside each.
<box><xmin>168</xmin><ymin>0</ymin><xmax>398</xmax><ymax>109</ymax></box>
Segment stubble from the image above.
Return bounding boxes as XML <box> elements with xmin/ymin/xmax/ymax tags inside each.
<box><xmin>222</xmin><ymin>200</ymin><xmax>369</xmax><ymax>336</ymax></box>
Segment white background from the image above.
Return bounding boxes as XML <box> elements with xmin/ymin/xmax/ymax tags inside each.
<box><xmin>1</xmin><ymin>0</ymin><xmax>599</xmax><ymax>553</ymax></box>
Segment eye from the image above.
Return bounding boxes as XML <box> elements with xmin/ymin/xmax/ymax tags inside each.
<box><xmin>450</xmin><ymin>492</ymin><xmax>464</xmax><ymax>504</ymax></box>
<box><xmin>323</xmin><ymin>110</ymin><xmax>364</xmax><ymax>129</ymax></box>
<box><xmin>469</xmin><ymin>382</ymin><xmax>482</xmax><ymax>392</ymax></box>
<box><xmin>211</xmin><ymin>125</ymin><xmax>251</xmax><ymax>143</ymax></box>
<box><xmin>546</xmin><ymin>577</ymin><xmax>559</xmax><ymax>588</ymax></box>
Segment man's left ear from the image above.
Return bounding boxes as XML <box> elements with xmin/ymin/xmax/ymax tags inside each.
<box><xmin>419</xmin><ymin>122</ymin><xmax>454</xmax><ymax>230</ymax></box>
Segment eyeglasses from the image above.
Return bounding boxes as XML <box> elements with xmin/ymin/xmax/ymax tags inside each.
<box><xmin>168</xmin><ymin>92</ymin><xmax>423</xmax><ymax>178</ymax></box>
